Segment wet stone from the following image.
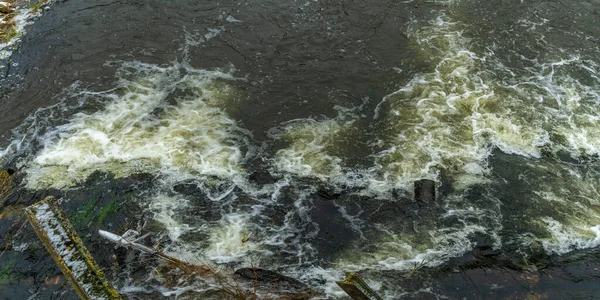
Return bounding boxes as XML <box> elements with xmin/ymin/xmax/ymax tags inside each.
<box><xmin>233</xmin><ymin>267</ymin><xmax>315</xmax><ymax>299</ymax></box>
<box><xmin>473</xmin><ymin>248</ymin><xmax>502</xmax><ymax>260</ymax></box>
<box><xmin>173</xmin><ymin>181</ymin><xmax>203</xmax><ymax>196</ymax></box>
<box><xmin>414</xmin><ymin>179</ymin><xmax>436</xmax><ymax>204</ymax></box>
<box><xmin>412</xmin><ymin>291</ymin><xmax>439</xmax><ymax>300</ymax></box>
<box><xmin>234</xmin><ymin>267</ymin><xmax>302</xmax><ymax>284</ymax></box>
<box><xmin>474</xmin><ymin>246</ymin><xmax>502</xmax><ymax>258</ymax></box>
<box><xmin>316</xmin><ymin>188</ymin><xmax>341</xmax><ymax>200</ymax></box>
<box><xmin>470</xmin><ymin>232</ymin><xmax>497</xmax><ymax>250</ymax></box>
<box><xmin>309</xmin><ymin>197</ymin><xmax>359</xmax><ymax>260</ymax></box>
<box><xmin>365</xmin><ymin>198</ymin><xmax>418</xmax><ymax>224</ymax></box>
<box><xmin>248</xmin><ymin>170</ymin><xmax>277</xmax><ymax>185</ymax></box>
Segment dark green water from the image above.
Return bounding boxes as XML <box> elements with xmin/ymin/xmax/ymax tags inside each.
<box><xmin>1</xmin><ymin>0</ymin><xmax>600</xmax><ymax>299</ymax></box>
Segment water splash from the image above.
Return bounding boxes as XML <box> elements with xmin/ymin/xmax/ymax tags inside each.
<box><xmin>266</xmin><ymin>2</ymin><xmax>600</xmax><ymax>273</ymax></box>
<box><xmin>23</xmin><ymin>61</ymin><xmax>248</xmax><ymax>189</ymax></box>
<box><xmin>272</xmin><ymin>109</ymin><xmax>358</xmax><ymax>181</ymax></box>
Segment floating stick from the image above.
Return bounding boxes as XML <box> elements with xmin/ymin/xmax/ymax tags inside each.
<box><xmin>98</xmin><ymin>229</ymin><xmax>213</xmax><ymax>277</ymax></box>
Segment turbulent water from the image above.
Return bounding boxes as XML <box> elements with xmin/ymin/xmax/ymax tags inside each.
<box><xmin>1</xmin><ymin>0</ymin><xmax>600</xmax><ymax>299</ymax></box>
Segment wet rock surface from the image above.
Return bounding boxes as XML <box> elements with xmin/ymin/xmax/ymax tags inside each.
<box><xmin>413</xmin><ymin>179</ymin><xmax>436</xmax><ymax>205</ymax></box>
<box><xmin>234</xmin><ymin>267</ymin><xmax>317</xmax><ymax>299</ymax></box>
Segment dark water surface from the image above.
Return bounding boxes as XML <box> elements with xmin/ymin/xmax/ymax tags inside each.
<box><xmin>1</xmin><ymin>0</ymin><xmax>600</xmax><ymax>299</ymax></box>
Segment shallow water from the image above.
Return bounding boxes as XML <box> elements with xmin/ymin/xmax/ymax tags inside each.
<box><xmin>1</xmin><ymin>0</ymin><xmax>600</xmax><ymax>299</ymax></box>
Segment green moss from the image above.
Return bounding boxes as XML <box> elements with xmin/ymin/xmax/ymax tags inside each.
<box><xmin>97</xmin><ymin>196</ymin><xmax>124</xmax><ymax>225</ymax></box>
<box><xmin>69</xmin><ymin>197</ymin><xmax>97</xmax><ymax>226</ymax></box>
<box><xmin>0</xmin><ymin>26</ymin><xmax>18</xmax><ymax>44</ymax></box>
<box><xmin>0</xmin><ymin>258</ymin><xmax>15</xmax><ymax>284</ymax></box>
<box><xmin>69</xmin><ymin>194</ymin><xmax>128</xmax><ymax>227</ymax></box>
<box><xmin>26</xmin><ymin>0</ymin><xmax>45</xmax><ymax>13</ymax></box>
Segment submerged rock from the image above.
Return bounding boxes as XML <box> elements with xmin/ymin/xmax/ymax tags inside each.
<box><xmin>316</xmin><ymin>188</ymin><xmax>341</xmax><ymax>200</ymax></box>
<box><xmin>414</xmin><ymin>179</ymin><xmax>436</xmax><ymax>204</ymax></box>
<box><xmin>248</xmin><ymin>170</ymin><xmax>277</xmax><ymax>185</ymax></box>
<box><xmin>233</xmin><ymin>268</ymin><xmax>318</xmax><ymax>299</ymax></box>
<box><xmin>234</xmin><ymin>267</ymin><xmax>305</xmax><ymax>286</ymax></box>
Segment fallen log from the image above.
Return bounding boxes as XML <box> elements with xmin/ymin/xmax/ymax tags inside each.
<box><xmin>25</xmin><ymin>196</ymin><xmax>121</xmax><ymax>300</ymax></box>
<box><xmin>336</xmin><ymin>273</ymin><xmax>383</xmax><ymax>300</ymax></box>
<box><xmin>0</xmin><ymin>168</ymin><xmax>15</xmax><ymax>206</ymax></box>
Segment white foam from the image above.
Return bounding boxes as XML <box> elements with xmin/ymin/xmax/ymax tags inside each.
<box><xmin>148</xmin><ymin>194</ymin><xmax>193</xmax><ymax>241</ymax></box>
<box><xmin>205</xmin><ymin>213</ymin><xmax>258</xmax><ymax>263</ymax></box>
<box><xmin>23</xmin><ymin>61</ymin><xmax>248</xmax><ymax>189</ymax></box>
<box><xmin>264</xmin><ymin>4</ymin><xmax>600</xmax><ymax>274</ymax></box>
<box><xmin>540</xmin><ymin>217</ymin><xmax>600</xmax><ymax>254</ymax></box>
<box><xmin>516</xmin><ymin>165</ymin><xmax>600</xmax><ymax>254</ymax></box>
<box><xmin>225</xmin><ymin>15</ymin><xmax>242</xmax><ymax>23</ymax></box>
<box><xmin>273</xmin><ymin>117</ymin><xmax>348</xmax><ymax>180</ymax></box>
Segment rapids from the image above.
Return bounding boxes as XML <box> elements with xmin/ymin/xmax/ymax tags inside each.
<box><xmin>1</xmin><ymin>0</ymin><xmax>600</xmax><ymax>298</ymax></box>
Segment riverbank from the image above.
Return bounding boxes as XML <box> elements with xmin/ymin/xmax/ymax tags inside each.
<box><xmin>0</xmin><ymin>0</ymin><xmax>52</xmax><ymax>61</ymax></box>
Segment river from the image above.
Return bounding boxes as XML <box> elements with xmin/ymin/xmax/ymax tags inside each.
<box><xmin>1</xmin><ymin>0</ymin><xmax>600</xmax><ymax>299</ymax></box>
